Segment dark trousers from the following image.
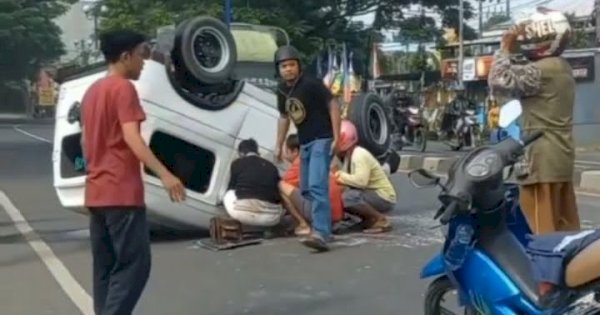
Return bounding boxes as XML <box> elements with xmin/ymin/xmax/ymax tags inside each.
<box><xmin>89</xmin><ymin>207</ymin><xmax>152</xmax><ymax>315</ymax></box>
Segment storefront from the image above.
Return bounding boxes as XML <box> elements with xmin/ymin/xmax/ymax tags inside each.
<box><xmin>563</xmin><ymin>49</ymin><xmax>600</xmax><ymax>147</ymax></box>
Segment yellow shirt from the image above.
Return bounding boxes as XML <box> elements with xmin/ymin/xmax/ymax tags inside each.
<box><xmin>336</xmin><ymin>146</ymin><xmax>397</xmax><ymax>203</ymax></box>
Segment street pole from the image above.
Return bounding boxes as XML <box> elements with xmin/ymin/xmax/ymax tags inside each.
<box><xmin>596</xmin><ymin>0</ymin><xmax>600</xmax><ymax>45</ymax></box>
<box><xmin>506</xmin><ymin>0</ymin><xmax>510</xmax><ymax>19</ymax></box>
<box><xmin>93</xmin><ymin>12</ymin><xmax>99</xmax><ymax>50</ymax></box>
<box><xmin>478</xmin><ymin>0</ymin><xmax>483</xmax><ymax>38</ymax></box>
<box><xmin>224</xmin><ymin>0</ymin><xmax>232</xmax><ymax>27</ymax></box>
<box><xmin>458</xmin><ymin>0</ymin><xmax>464</xmax><ymax>88</ymax></box>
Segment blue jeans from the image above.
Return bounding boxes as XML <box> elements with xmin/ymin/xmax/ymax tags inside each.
<box><xmin>300</xmin><ymin>138</ymin><xmax>333</xmax><ymax>237</ymax></box>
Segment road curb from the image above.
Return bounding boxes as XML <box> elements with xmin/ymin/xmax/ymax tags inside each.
<box><xmin>397</xmin><ymin>154</ymin><xmax>459</xmax><ymax>175</ymax></box>
<box><xmin>0</xmin><ymin>115</ymin><xmax>54</xmax><ymax>125</ymax></box>
<box><xmin>395</xmin><ymin>153</ymin><xmax>600</xmax><ymax>193</ymax></box>
<box><xmin>580</xmin><ymin>171</ymin><xmax>600</xmax><ymax>193</ymax></box>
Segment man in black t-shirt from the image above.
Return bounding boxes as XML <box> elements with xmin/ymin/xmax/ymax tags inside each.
<box><xmin>274</xmin><ymin>45</ymin><xmax>341</xmax><ymax>252</ymax></box>
<box><xmin>226</xmin><ymin>139</ymin><xmax>284</xmax><ymax>227</ymax></box>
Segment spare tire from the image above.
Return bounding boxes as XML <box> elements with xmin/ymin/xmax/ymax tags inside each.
<box><xmin>172</xmin><ymin>16</ymin><xmax>237</xmax><ymax>85</ymax></box>
<box><xmin>348</xmin><ymin>93</ymin><xmax>392</xmax><ymax>157</ymax></box>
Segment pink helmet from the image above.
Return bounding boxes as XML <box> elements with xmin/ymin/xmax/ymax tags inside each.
<box><xmin>339</xmin><ymin>120</ymin><xmax>358</xmax><ymax>152</ymax></box>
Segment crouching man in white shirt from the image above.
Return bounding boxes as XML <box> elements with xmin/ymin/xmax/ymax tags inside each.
<box><xmin>223</xmin><ymin>139</ymin><xmax>284</xmax><ymax>227</ymax></box>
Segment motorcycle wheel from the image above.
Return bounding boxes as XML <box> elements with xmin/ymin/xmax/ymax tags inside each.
<box><xmin>424</xmin><ymin>276</ymin><xmax>477</xmax><ymax>315</ymax></box>
<box><xmin>415</xmin><ymin>126</ymin><xmax>427</xmax><ymax>152</ymax></box>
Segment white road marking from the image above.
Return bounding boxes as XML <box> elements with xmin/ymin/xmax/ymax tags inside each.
<box><xmin>0</xmin><ymin>191</ymin><xmax>93</xmax><ymax>315</ymax></box>
<box><xmin>575</xmin><ymin>160</ymin><xmax>600</xmax><ymax>166</ymax></box>
<box><xmin>12</xmin><ymin>125</ymin><xmax>52</xmax><ymax>144</ymax></box>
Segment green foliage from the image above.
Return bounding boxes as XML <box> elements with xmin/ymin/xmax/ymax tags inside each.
<box><xmin>0</xmin><ymin>0</ymin><xmax>77</xmax><ymax>82</ymax></box>
<box><xmin>565</xmin><ymin>12</ymin><xmax>596</xmax><ymax>49</ymax></box>
<box><xmin>97</xmin><ymin>0</ymin><xmax>477</xmax><ymax>77</ymax></box>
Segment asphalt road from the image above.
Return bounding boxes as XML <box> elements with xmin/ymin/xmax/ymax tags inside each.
<box><xmin>2</xmin><ymin>123</ymin><xmax>600</xmax><ymax>315</ymax></box>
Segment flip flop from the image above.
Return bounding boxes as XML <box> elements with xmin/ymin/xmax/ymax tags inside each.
<box><xmin>363</xmin><ymin>221</ymin><xmax>393</xmax><ymax>234</ymax></box>
<box><xmin>294</xmin><ymin>226</ymin><xmax>311</xmax><ymax>236</ymax></box>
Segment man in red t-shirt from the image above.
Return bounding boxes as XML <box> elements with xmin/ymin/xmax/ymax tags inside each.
<box><xmin>279</xmin><ymin>134</ymin><xmax>344</xmax><ymax>236</ymax></box>
<box><xmin>81</xmin><ymin>29</ymin><xmax>186</xmax><ymax>315</ymax></box>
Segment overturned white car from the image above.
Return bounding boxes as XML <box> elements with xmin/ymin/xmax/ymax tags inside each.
<box><xmin>52</xmin><ymin>16</ymin><xmax>393</xmax><ymax>230</ymax></box>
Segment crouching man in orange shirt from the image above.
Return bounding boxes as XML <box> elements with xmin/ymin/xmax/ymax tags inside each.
<box><xmin>279</xmin><ymin>134</ymin><xmax>344</xmax><ymax>236</ymax></box>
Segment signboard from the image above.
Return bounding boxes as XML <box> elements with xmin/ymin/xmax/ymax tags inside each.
<box><xmin>38</xmin><ymin>88</ymin><xmax>56</xmax><ymax>106</ymax></box>
<box><xmin>462</xmin><ymin>58</ymin><xmax>476</xmax><ymax>81</ymax></box>
<box><xmin>565</xmin><ymin>56</ymin><xmax>595</xmax><ymax>82</ymax></box>
<box><xmin>441</xmin><ymin>58</ymin><xmax>481</xmax><ymax>81</ymax></box>
<box><xmin>36</xmin><ymin>68</ymin><xmax>57</xmax><ymax>106</ymax></box>
<box><xmin>476</xmin><ymin>56</ymin><xmax>494</xmax><ymax>79</ymax></box>
<box><xmin>441</xmin><ymin>59</ymin><xmax>458</xmax><ymax>80</ymax></box>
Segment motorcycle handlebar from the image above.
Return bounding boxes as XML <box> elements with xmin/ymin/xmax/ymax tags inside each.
<box><xmin>434</xmin><ymin>130</ymin><xmax>543</xmax><ymax>225</ymax></box>
<box><xmin>521</xmin><ymin>131</ymin><xmax>543</xmax><ymax>147</ymax></box>
<box><xmin>440</xmin><ymin>200</ymin><xmax>459</xmax><ymax>225</ymax></box>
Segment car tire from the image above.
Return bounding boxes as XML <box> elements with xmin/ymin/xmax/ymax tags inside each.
<box><xmin>348</xmin><ymin>93</ymin><xmax>391</xmax><ymax>157</ymax></box>
<box><xmin>172</xmin><ymin>16</ymin><xmax>237</xmax><ymax>85</ymax></box>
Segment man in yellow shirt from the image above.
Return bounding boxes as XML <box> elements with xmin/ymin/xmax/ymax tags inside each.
<box><xmin>334</xmin><ymin>120</ymin><xmax>396</xmax><ymax>233</ymax></box>
<box><xmin>487</xmin><ymin>97</ymin><xmax>500</xmax><ymax>130</ymax></box>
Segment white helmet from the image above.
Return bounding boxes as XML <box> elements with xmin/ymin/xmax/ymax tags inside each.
<box><xmin>515</xmin><ymin>7</ymin><xmax>571</xmax><ymax>60</ymax></box>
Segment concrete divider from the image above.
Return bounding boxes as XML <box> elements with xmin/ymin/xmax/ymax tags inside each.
<box><xmin>394</xmin><ymin>152</ymin><xmax>600</xmax><ymax>194</ymax></box>
<box><xmin>398</xmin><ymin>155</ymin><xmax>424</xmax><ymax>171</ymax></box>
<box><xmin>422</xmin><ymin>156</ymin><xmax>457</xmax><ymax>174</ymax></box>
<box><xmin>580</xmin><ymin>171</ymin><xmax>600</xmax><ymax>193</ymax></box>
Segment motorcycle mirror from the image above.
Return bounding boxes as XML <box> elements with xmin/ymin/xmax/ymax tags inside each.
<box><xmin>408</xmin><ymin>169</ymin><xmax>440</xmax><ymax>188</ymax></box>
<box><xmin>499</xmin><ymin>100</ymin><xmax>522</xmax><ymax>128</ymax></box>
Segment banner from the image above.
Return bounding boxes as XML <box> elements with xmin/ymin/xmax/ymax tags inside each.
<box><xmin>565</xmin><ymin>56</ymin><xmax>595</xmax><ymax>82</ymax></box>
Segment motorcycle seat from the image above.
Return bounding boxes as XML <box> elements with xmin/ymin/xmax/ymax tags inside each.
<box><xmin>480</xmin><ymin>227</ymin><xmax>541</xmax><ymax>307</ymax></box>
<box><xmin>565</xmin><ymin>238</ymin><xmax>600</xmax><ymax>288</ymax></box>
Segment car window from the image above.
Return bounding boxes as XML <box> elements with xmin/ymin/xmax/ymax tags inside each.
<box><xmin>231</xmin><ymin>29</ymin><xmax>278</xmax><ymax>63</ymax></box>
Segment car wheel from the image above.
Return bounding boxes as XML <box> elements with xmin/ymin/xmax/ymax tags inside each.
<box><xmin>173</xmin><ymin>16</ymin><xmax>237</xmax><ymax>85</ymax></box>
<box><xmin>348</xmin><ymin>93</ymin><xmax>391</xmax><ymax>157</ymax></box>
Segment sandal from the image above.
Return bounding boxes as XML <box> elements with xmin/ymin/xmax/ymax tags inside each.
<box><xmin>363</xmin><ymin>219</ymin><xmax>393</xmax><ymax>234</ymax></box>
<box><xmin>294</xmin><ymin>225</ymin><xmax>311</xmax><ymax>236</ymax></box>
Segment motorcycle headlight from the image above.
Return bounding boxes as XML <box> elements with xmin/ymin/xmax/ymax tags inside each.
<box><xmin>465</xmin><ymin>150</ymin><xmax>500</xmax><ymax>178</ymax></box>
<box><xmin>466</xmin><ymin>163</ymin><xmax>490</xmax><ymax>177</ymax></box>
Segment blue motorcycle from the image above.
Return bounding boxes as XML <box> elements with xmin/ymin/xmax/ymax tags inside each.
<box><xmin>410</xmin><ymin>102</ymin><xmax>600</xmax><ymax>314</ymax></box>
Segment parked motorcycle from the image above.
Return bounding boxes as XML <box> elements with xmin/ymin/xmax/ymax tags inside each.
<box><xmin>396</xmin><ymin>104</ymin><xmax>427</xmax><ymax>152</ymax></box>
<box><xmin>386</xmin><ymin>90</ymin><xmax>427</xmax><ymax>152</ymax></box>
<box><xmin>410</xmin><ymin>101</ymin><xmax>600</xmax><ymax>314</ymax></box>
<box><xmin>448</xmin><ymin>108</ymin><xmax>481</xmax><ymax>151</ymax></box>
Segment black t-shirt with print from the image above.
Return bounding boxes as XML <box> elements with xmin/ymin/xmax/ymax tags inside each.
<box><xmin>277</xmin><ymin>74</ymin><xmax>334</xmax><ymax>145</ymax></box>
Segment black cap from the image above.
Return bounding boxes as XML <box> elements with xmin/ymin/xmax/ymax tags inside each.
<box><xmin>274</xmin><ymin>45</ymin><xmax>301</xmax><ymax>65</ymax></box>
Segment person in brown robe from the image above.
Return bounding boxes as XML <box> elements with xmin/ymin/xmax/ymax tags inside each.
<box><xmin>488</xmin><ymin>8</ymin><xmax>580</xmax><ymax>234</ymax></box>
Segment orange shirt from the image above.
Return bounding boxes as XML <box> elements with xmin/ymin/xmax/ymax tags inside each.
<box><xmin>282</xmin><ymin>157</ymin><xmax>344</xmax><ymax>222</ymax></box>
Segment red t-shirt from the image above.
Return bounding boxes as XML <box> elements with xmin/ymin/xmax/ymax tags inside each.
<box><xmin>82</xmin><ymin>76</ymin><xmax>146</xmax><ymax>208</ymax></box>
<box><xmin>282</xmin><ymin>157</ymin><xmax>344</xmax><ymax>222</ymax></box>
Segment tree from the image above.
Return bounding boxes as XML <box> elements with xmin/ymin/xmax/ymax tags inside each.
<box><xmin>565</xmin><ymin>12</ymin><xmax>595</xmax><ymax>49</ymax></box>
<box><xmin>97</xmin><ymin>0</ymin><xmax>475</xmax><ymax>77</ymax></box>
<box><xmin>434</xmin><ymin>0</ymin><xmax>478</xmax><ymax>41</ymax></box>
<box><xmin>0</xmin><ymin>0</ymin><xmax>77</xmax><ymax>83</ymax></box>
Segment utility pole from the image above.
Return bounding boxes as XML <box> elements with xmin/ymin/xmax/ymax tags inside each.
<box><xmin>506</xmin><ymin>0</ymin><xmax>511</xmax><ymax>19</ymax></box>
<box><xmin>596</xmin><ymin>0</ymin><xmax>600</xmax><ymax>45</ymax></box>
<box><xmin>458</xmin><ymin>0</ymin><xmax>464</xmax><ymax>88</ymax></box>
<box><xmin>478</xmin><ymin>0</ymin><xmax>483</xmax><ymax>38</ymax></box>
<box><xmin>224</xmin><ymin>0</ymin><xmax>232</xmax><ymax>27</ymax></box>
